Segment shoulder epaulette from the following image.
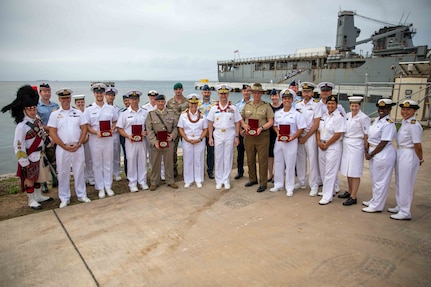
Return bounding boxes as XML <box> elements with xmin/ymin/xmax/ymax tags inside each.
<box><xmin>296</xmin><ymin>108</ymin><xmax>302</xmax><ymax>113</ymax></box>
<box><xmin>296</xmin><ymin>99</ymin><xmax>303</xmax><ymax>103</ymax></box>
<box><xmin>182</xmin><ymin>109</ymin><xmax>188</xmax><ymax>114</ymax></box>
<box><xmin>387</xmin><ymin>118</ymin><xmax>393</xmax><ymax>123</ymax></box>
<box><xmin>411</xmin><ymin>119</ymin><xmax>416</xmax><ymax>124</ymax></box>
<box><xmin>86</xmin><ymin>104</ymin><xmax>92</xmax><ymax>108</ymax></box>
<box><xmin>52</xmin><ymin>107</ymin><xmax>59</xmax><ymax>112</ymax></box>
<box><xmin>313</xmin><ymin>99</ymin><xmax>319</xmax><ymax>103</ymax></box>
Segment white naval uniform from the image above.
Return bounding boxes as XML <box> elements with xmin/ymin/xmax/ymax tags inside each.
<box><xmin>395</xmin><ymin>116</ymin><xmax>422</xmax><ymax>218</ymax></box>
<box><xmin>84</xmin><ymin>102</ymin><xmax>118</xmax><ymax>191</ymax></box>
<box><xmin>319</xmin><ymin>101</ymin><xmax>346</xmax><ymax>187</ymax></box>
<box><xmin>177</xmin><ymin>110</ymin><xmax>208</xmax><ymax>185</ymax></box>
<box><xmin>48</xmin><ymin>107</ymin><xmax>88</xmax><ymax>202</ymax></box>
<box><xmin>83</xmin><ymin>140</ymin><xmax>94</xmax><ymax>184</ymax></box>
<box><xmin>367</xmin><ymin>115</ymin><xmax>396</xmax><ymax>211</ymax></box>
<box><xmin>273</xmin><ymin>108</ymin><xmax>306</xmax><ymax>193</ymax></box>
<box><xmin>112</xmin><ymin>104</ymin><xmax>121</xmax><ymax>178</ymax></box>
<box><xmin>207</xmin><ymin>103</ymin><xmax>241</xmax><ymax>186</ymax></box>
<box><xmin>340</xmin><ymin>110</ymin><xmax>370</xmax><ymax>177</ymax></box>
<box><xmin>318</xmin><ymin>110</ymin><xmax>346</xmax><ymax>202</ymax></box>
<box><xmin>116</xmin><ymin>106</ymin><xmax>148</xmax><ymax>189</ymax></box>
<box><xmin>295</xmin><ymin>99</ymin><xmax>322</xmax><ymax>189</ymax></box>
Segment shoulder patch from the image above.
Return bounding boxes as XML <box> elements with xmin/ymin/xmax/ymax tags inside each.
<box><xmin>387</xmin><ymin>118</ymin><xmax>393</xmax><ymax>123</ymax></box>
<box><xmin>411</xmin><ymin>119</ymin><xmax>416</xmax><ymax>124</ymax></box>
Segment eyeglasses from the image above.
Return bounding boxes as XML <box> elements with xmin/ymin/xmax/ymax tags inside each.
<box><xmin>25</xmin><ymin>106</ymin><xmax>37</xmax><ymax>111</ymax></box>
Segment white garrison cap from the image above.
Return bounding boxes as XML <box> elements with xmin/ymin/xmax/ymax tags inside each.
<box><xmin>105</xmin><ymin>87</ymin><xmax>118</xmax><ymax>95</ymax></box>
<box><xmin>55</xmin><ymin>88</ymin><xmax>73</xmax><ymax>97</ymax></box>
<box><xmin>126</xmin><ymin>90</ymin><xmax>143</xmax><ymax>98</ymax></box>
<box><xmin>72</xmin><ymin>94</ymin><xmax>85</xmax><ymax>101</ymax></box>
<box><xmin>280</xmin><ymin>88</ymin><xmax>297</xmax><ymax>98</ymax></box>
<box><xmin>318</xmin><ymin>82</ymin><xmax>335</xmax><ymax>90</ymax></box>
<box><xmin>348</xmin><ymin>96</ymin><xmax>363</xmax><ymax>103</ymax></box>
<box><xmin>216</xmin><ymin>84</ymin><xmax>232</xmax><ymax>92</ymax></box>
<box><xmin>377</xmin><ymin>98</ymin><xmax>396</xmax><ymax>107</ymax></box>
<box><xmin>186</xmin><ymin>93</ymin><xmax>201</xmax><ymax>103</ymax></box>
<box><xmin>91</xmin><ymin>83</ymin><xmax>107</xmax><ymax>92</ymax></box>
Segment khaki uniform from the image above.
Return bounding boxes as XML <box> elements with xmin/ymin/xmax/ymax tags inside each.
<box><xmin>241</xmin><ymin>101</ymin><xmax>274</xmax><ymax>185</ymax></box>
<box><xmin>166</xmin><ymin>96</ymin><xmax>188</xmax><ymax>173</ymax></box>
<box><xmin>145</xmin><ymin>108</ymin><xmax>178</xmax><ymax>186</ymax></box>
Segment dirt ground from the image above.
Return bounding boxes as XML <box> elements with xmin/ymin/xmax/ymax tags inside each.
<box><xmin>0</xmin><ymin>173</ymin><xmax>169</xmax><ymax>221</ymax></box>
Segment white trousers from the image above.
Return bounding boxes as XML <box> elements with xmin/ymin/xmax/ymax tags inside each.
<box><xmin>296</xmin><ymin>134</ymin><xmax>320</xmax><ymax>188</ymax></box>
<box><xmin>318</xmin><ymin>141</ymin><xmax>342</xmax><ymax>202</ymax></box>
<box><xmin>113</xmin><ymin>132</ymin><xmax>121</xmax><ymax>177</ymax></box>
<box><xmin>368</xmin><ymin>145</ymin><xmax>396</xmax><ymax>211</ymax></box>
<box><xmin>395</xmin><ymin>148</ymin><xmax>419</xmax><ymax>217</ymax></box>
<box><xmin>125</xmin><ymin>139</ymin><xmax>147</xmax><ymax>188</ymax></box>
<box><xmin>56</xmin><ymin>146</ymin><xmax>86</xmax><ymax>202</ymax></box>
<box><xmin>214</xmin><ymin>130</ymin><xmax>235</xmax><ymax>185</ymax></box>
<box><xmin>83</xmin><ymin>142</ymin><xmax>94</xmax><ymax>183</ymax></box>
<box><xmin>182</xmin><ymin>140</ymin><xmax>205</xmax><ymax>184</ymax></box>
<box><xmin>89</xmin><ymin>135</ymin><xmax>114</xmax><ymax>190</ymax></box>
<box><xmin>273</xmin><ymin>139</ymin><xmax>298</xmax><ymax>192</ymax></box>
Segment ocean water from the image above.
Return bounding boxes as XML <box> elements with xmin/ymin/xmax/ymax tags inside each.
<box><xmin>0</xmin><ymin>80</ymin><xmax>376</xmax><ymax>175</ymax></box>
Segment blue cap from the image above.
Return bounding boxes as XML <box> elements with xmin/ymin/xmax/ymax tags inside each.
<box><xmin>202</xmin><ymin>84</ymin><xmax>210</xmax><ymax>91</ymax></box>
<box><xmin>155</xmin><ymin>94</ymin><xmax>166</xmax><ymax>101</ymax></box>
<box><xmin>269</xmin><ymin>89</ymin><xmax>277</xmax><ymax>96</ymax></box>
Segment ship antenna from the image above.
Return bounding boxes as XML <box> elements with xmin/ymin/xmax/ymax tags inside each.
<box><xmin>399</xmin><ymin>13</ymin><xmax>405</xmax><ymax>25</ymax></box>
<box><xmin>403</xmin><ymin>12</ymin><xmax>410</xmax><ymax>25</ymax></box>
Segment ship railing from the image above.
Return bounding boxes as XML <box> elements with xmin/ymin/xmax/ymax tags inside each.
<box><xmin>339</xmin><ymin>81</ymin><xmax>431</xmax><ymax>126</ymax></box>
<box><xmin>217</xmin><ymin>52</ymin><xmax>328</xmax><ymax>65</ymax></box>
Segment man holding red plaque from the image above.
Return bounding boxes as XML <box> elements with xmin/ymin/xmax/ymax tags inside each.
<box><xmin>116</xmin><ymin>90</ymin><xmax>149</xmax><ymax>193</ymax></box>
<box><xmin>84</xmin><ymin>83</ymin><xmax>118</xmax><ymax>199</ymax></box>
<box><xmin>270</xmin><ymin>89</ymin><xmax>306</xmax><ymax>196</ymax></box>
<box><xmin>145</xmin><ymin>94</ymin><xmax>179</xmax><ymax>191</ymax></box>
<box><xmin>241</xmin><ymin>83</ymin><xmax>274</xmax><ymax>192</ymax></box>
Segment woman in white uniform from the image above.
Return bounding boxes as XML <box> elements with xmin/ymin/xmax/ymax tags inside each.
<box><xmin>339</xmin><ymin>96</ymin><xmax>371</xmax><ymax>206</ymax></box>
<box><xmin>270</xmin><ymin>89</ymin><xmax>306</xmax><ymax>196</ymax></box>
<box><xmin>178</xmin><ymin>94</ymin><xmax>208</xmax><ymax>188</ymax></box>
<box><xmin>316</xmin><ymin>95</ymin><xmax>346</xmax><ymax>205</ymax></box>
<box><xmin>362</xmin><ymin>99</ymin><xmax>396</xmax><ymax>213</ymax></box>
<box><xmin>389</xmin><ymin>100</ymin><xmax>423</xmax><ymax>220</ymax></box>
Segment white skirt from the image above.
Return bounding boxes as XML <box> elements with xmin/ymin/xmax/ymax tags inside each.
<box><xmin>340</xmin><ymin>137</ymin><xmax>365</xmax><ymax>177</ymax></box>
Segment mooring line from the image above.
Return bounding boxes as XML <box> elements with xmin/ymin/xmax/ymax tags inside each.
<box><xmin>53</xmin><ymin>209</ymin><xmax>100</xmax><ymax>287</ymax></box>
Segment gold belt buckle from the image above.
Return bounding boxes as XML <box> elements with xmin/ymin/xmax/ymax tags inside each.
<box><xmin>221</xmin><ymin>129</ymin><xmax>226</xmax><ymax>132</ymax></box>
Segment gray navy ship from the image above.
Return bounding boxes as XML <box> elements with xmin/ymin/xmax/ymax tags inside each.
<box><xmin>215</xmin><ymin>10</ymin><xmax>430</xmax><ymax>87</ymax></box>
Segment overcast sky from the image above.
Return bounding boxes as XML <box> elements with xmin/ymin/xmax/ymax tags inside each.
<box><xmin>0</xmin><ymin>0</ymin><xmax>430</xmax><ymax>81</ymax></box>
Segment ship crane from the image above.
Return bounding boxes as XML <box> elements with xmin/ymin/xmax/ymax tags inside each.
<box><xmin>336</xmin><ymin>10</ymin><xmax>416</xmax><ymax>55</ymax></box>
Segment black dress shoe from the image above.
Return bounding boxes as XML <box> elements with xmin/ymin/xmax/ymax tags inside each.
<box><xmin>234</xmin><ymin>174</ymin><xmax>243</xmax><ymax>180</ymax></box>
<box><xmin>343</xmin><ymin>197</ymin><xmax>357</xmax><ymax>206</ymax></box>
<box><xmin>267</xmin><ymin>176</ymin><xmax>273</xmax><ymax>183</ymax></box>
<box><xmin>244</xmin><ymin>181</ymin><xmax>258</xmax><ymax>187</ymax></box>
<box><xmin>208</xmin><ymin>173</ymin><xmax>214</xmax><ymax>179</ymax></box>
<box><xmin>41</xmin><ymin>197</ymin><xmax>54</xmax><ymax>203</ymax></box>
<box><xmin>338</xmin><ymin>191</ymin><xmax>350</xmax><ymax>198</ymax></box>
<box><xmin>256</xmin><ymin>186</ymin><xmax>267</xmax><ymax>192</ymax></box>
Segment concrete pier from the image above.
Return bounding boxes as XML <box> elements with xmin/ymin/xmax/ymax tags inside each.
<box><xmin>1</xmin><ymin>129</ymin><xmax>430</xmax><ymax>286</ymax></box>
